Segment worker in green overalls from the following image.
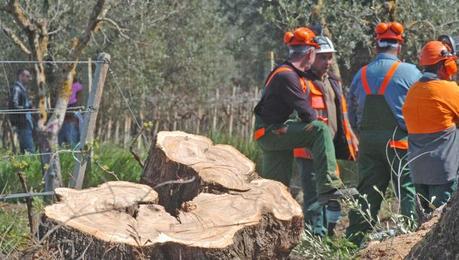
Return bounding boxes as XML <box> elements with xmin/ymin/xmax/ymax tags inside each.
<box><xmin>253</xmin><ymin>27</ymin><xmax>358</xmax><ymax>206</ymax></box>
<box><xmin>345</xmin><ymin>22</ymin><xmax>422</xmax><ymax>245</ymax></box>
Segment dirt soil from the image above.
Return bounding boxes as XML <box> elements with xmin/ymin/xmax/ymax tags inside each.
<box><xmin>358</xmin><ymin>212</ymin><xmax>440</xmax><ymax>260</ymax></box>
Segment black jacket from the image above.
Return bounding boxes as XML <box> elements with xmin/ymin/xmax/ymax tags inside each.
<box><xmin>9</xmin><ymin>81</ymin><xmax>32</xmax><ymax>128</ymax></box>
<box><xmin>254</xmin><ymin>62</ymin><xmax>317</xmax><ymax>125</ymax></box>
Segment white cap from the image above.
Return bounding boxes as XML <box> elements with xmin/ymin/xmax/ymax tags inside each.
<box><xmin>315</xmin><ymin>36</ymin><xmax>336</xmax><ymax>53</ymax></box>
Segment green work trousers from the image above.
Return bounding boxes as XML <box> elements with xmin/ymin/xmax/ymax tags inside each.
<box><xmin>297</xmin><ymin>158</ymin><xmax>342</xmax><ymax>236</ymax></box>
<box><xmin>346</xmin><ymin>131</ymin><xmax>417</xmax><ymax>245</ymax></box>
<box><xmin>256</xmin><ymin>120</ymin><xmax>340</xmax><ymax>194</ymax></box>
<box><xmin>415</xmin><ymin>181</ymin><xmax>457</xmax><ymax>213</ymax></box>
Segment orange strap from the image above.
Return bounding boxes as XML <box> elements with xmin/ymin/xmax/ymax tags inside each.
<box><xmin>378</xmin><ymin>61</ymin><xmax>401</xmax><ymax>95</ymax></box>
<box><xmin>265</xmin><ymin>66</ymin><xmax>309</xmax><ymax>94</ymax></box>
<box><xmin>361</xmin><ymin>66</ymin><xmax>372</xmax><ymax>95</ymax></box>
<box><xmin>265</xmin><ymin>66</ymin><xmax>294</xmax><ymax>87</ymax></box>
<box><xmin>293</xmin><ymin>148</ymin><xmax>313</xmax><ymax>159</ymax></box>
<box><xmin>389</xmin><ymin>139</ymin><xmax>408</xmax><ymax>150</ymax></box>
<box><xmin>361</xmin><ymin>61</ymin><xmax>401</xmax><ymax>95</ymax></box>
<box><xmin>253</xmin><ymin>128</ymin><xmax>266</xmax><ymax>140</ymax></box>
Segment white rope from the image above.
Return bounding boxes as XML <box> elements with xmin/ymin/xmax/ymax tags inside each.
<box><xmin>0</xmin><ymin>60</ymin><xmax>103</xmax><ymax>64</ymax></box>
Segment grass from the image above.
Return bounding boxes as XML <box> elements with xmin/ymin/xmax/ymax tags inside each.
<box><xmin>293</xmin><ymin>230</ymin><xmax>358</xmax><ymax>259</ymax></box>
<box><xmin>0</xmin><ymin>143</ymin><xmax>144</xmax><ymax>195</ymax></box>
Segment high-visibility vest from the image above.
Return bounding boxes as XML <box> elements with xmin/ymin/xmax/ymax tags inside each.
<box><xmin>253</xmin><ymin>65</ymin><xmax>311</xmax><ymax>141</ymax></box>
<box><xmin>361</xmin><ymin>61</ymin><xmax>408</xmax><ymax>150</ymax></box>
<box><xmin>293</xmin><ymin>80</ymin><xmax>357</xmax><ymax>161</ymax></box>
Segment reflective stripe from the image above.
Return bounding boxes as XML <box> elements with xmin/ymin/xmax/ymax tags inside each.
<box><xmin>265</xmin><ymin>66</ymin><xmax>309</xmax><ymax>94</ymax></box>
<box><xmin>361</xmin><ymin>61</ymin><xmax>401</xmax><ymax>95</ymax></box>
<box><xmin>265</xmin><ymin>66</ymin><xmax>293</xmax><ymax>87</ymax></box>
<box><xmin>253</xmin><ymin>128</ymin><xmax>265</xmax><ymax>140</ymax></box>
<box><xmin>378</xmin><ymin>61</ymin><xmax>401</xmax><ymax>95</ymax></box>
<box><xmin>361</xmin><ymin>66</ymin><xmax>372</xmax><ymax>95</ymax></box>
<box><xmin>293</xmin><ymin>148</ymin><xmax>313</xmax><ymax>159</ymax></box>
<box><xmin>389</xmin><ymin>139</ymin><xmax>408</xmax><ymax>150</ymax></box>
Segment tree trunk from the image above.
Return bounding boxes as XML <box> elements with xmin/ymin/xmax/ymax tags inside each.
<box><xmin>114</xmin><ymin>120</ymin><xmax>120</xmax><ymax>144</ymax></box>
<box><xmin>41</xmin><ymin>131</ymin><xmax>303</xmax><ymax>259</ymax></box>
<box><xmin>407</xmin><ymin>195</ymin><xmax>459</xmax><ymax>259</ymax></box>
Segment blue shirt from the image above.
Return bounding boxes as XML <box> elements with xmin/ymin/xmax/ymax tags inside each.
<box><xmin>347</xmin><ymin>53</ymin><xmax>422</xmax><ymax>131</ymax></box>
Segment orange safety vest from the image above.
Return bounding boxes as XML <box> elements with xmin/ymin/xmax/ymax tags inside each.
<box><xmin>361</xmin><ymin>61</ymin><xmax>408</xmax><ymax>150</ymax></box>
<box><xmin>253</xmin><ymin>65</ymin><xmax>311</xmax><ymax>141</ymax></box>
<box><xmin>293</xmin><ymin>81</ymin><xmax>357</xmax><ymax>161</ymax></box>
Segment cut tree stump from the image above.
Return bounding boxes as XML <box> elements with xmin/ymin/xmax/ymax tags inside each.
<box><xmin>141</xmin><ymin>131</ymin><xmax>258</xmax><ymax>213</ymax></box>
<box><xmin>40</xmin><ymin>131</ymin><xmax>303</xmax><ymax>259</ymax></box>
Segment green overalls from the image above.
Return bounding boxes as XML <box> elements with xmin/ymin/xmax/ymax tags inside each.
<box><xmin>346</xmin><ymin>62</ymin><xmax>417</xmax><ymax>245</ymax></box>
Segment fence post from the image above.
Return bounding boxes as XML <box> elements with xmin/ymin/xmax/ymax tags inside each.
<box><xmin>70</xmin><ymin>53</ymin><xmax>110</xmax><ymax>189</ymax></box>
<box><xmin>228</xmin><ymin>86</ymin><xmax>236</xmax><ymax>137</ymax></box>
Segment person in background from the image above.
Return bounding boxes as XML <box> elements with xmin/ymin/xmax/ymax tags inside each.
<box><xmin>59</xmin><ymin>77</ymin><xmax>83</xmax><ymax>147</ymax></box>
<box><xmin>9</xmin><ymin>68</ymin><xmax>35</xmax><ymax>153</ymax></box>
<box><xmin>346</xmin><ymin>22</ymin><xmax>421</xmax><ymax>245</ymax></box>
<box><xmin>402</xmin><ymin>39</ymin><xmax>459</xmax><ymax>214</ymax></box>
<box><xmin>294</xmin><ymin>35</ymin><xmax>359</xmax><ymax>236</ymax></box>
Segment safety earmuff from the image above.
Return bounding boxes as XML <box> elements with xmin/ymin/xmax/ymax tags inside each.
<box><xmin>284</xmin><ymin>29</ymin><xmax>313</xmax><ymax>44</ymax></box>
<box><xmin>375</xmin><ymin>22</ymin><xmax>404</xmax><ymax>35</ymax></box>
<box><xmin>443</xmin><ymin>58</ymin><xmax>458</xmax><ymax>76</ymax></box>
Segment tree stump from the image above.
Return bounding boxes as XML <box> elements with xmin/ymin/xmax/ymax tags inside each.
<box><xmin>141</xmin><ymin>131</ymin><xmax>258</xmax><ymax>213</ymax></box>
<box><xmin>40</xmin><ymin>131</ymin><xmax>303</xmax><ymax>259</ymax></box>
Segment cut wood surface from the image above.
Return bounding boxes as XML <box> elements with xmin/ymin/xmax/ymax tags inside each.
<box><xmin>141</xmin><ymin>131</ymin><xmax>258</xmax><ymax>212</ymax></box>
<box><xmin>41</xmin><ymin>180</ymin><xmax>303</xmax><ymax>259</ymax></box>
<box><xmin>40</xmin><ymin>131</ymin><xmax>303</xmax><ymax>259</ymax></box>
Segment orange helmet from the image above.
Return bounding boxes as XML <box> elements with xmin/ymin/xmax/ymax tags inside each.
<box><xmin>375</xmin><ymin>22</ymin><xmax>404</xmax><ymax>43</ymax></box>
<box><xmin>420</xmin><ymin>41</ymin><xmax>456</xmax><ymax>65</ymax></box>
<box><xmin>420</xmin><ymin>40</ymin><xmax>458</xmax><ymax>77</ymax></box>
<box><xmin>284</xmin><ymin>27</ymin><xmax>320</xmax><ymax>48</ymax></box>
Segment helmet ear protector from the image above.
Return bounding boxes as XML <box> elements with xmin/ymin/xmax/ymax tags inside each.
<box><xmin>443</xmin><ymin>56</ymin><xmax>458</xmax><ymax>76</ymax></box>
<box><xmin>437</xmin><ymin>35</ymin><xmax>458</xmax><ymax>77</ymax></box>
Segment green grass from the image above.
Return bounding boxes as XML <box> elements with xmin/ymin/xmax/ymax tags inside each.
<box><xmin>0</xmin><ymin>144</ymin><xmax>144</xmax><ymax>195</ymax></box>
<box><xmin>293</xmin><ymin>230</ymin><xmax>358</xmax><ymax>259</ymax></box>
<box><xmin>0</xmin><ymin>203</ymin><xmax>29</xmax><ymax>256</ymax></box>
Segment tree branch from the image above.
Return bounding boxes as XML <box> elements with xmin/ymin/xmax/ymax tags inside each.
<box><xmin>101</xmin><ymin>17</ymin><xmax>129</xmax><ymax>39</ymax></box>
<box><xmin>0</xmin><ymin>23</ymin><xmax>31</xmax><ymax>54</ymax></box>
<box><xmin>5</xmin><ymin>0</ymin><xmax>36</xmax><ymax>35</ymax></box>
<box><xmin>69</xmin><ymin>0</ymin><xmax>108</xmax><ymax>59</ymax></box>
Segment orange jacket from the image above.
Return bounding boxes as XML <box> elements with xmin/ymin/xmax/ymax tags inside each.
<box><xmin>403</xmin><ymin>79</ymin><xmax>459</xmax><ymax>134</ymax></box>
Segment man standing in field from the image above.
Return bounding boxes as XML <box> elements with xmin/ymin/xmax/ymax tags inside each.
<box><xmin>346</xmin><ymin>22</ymin><xmax>421</xmax><ymax>245</ymax></box>
<box><xmin>8</xmin><ymin>68</ymin><xmax>35</xmax><ymax>154</ymax></box>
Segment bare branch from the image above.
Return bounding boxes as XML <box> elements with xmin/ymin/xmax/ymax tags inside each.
<box><xmin>0</xmin><ymin>23</ymin><xmax>31</xmax><ymax>54</ymax></box>
<box><xmin>48</xmin><ymin>26</ymin><xmax>63</xmax><ymax>36</ymax></box>
<box><xmin>5</xmin><ymin>0</ymin><xmax>36</xmax><ymax>34</ymax></box>
<box><xmin>69</xmin><ymin>0</ymin><xmax>108</xmax><ymax>59</ymax></box>
<box><xmin>101</xmin><ymin>17</ymin><xmax>129</xmax><ymax>39</ymax></box>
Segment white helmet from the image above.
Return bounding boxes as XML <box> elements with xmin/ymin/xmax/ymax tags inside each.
<box><xmin>315</xmin><ymin>36</ymin><xmax>336</xmax><ymax>53</ymax></box>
